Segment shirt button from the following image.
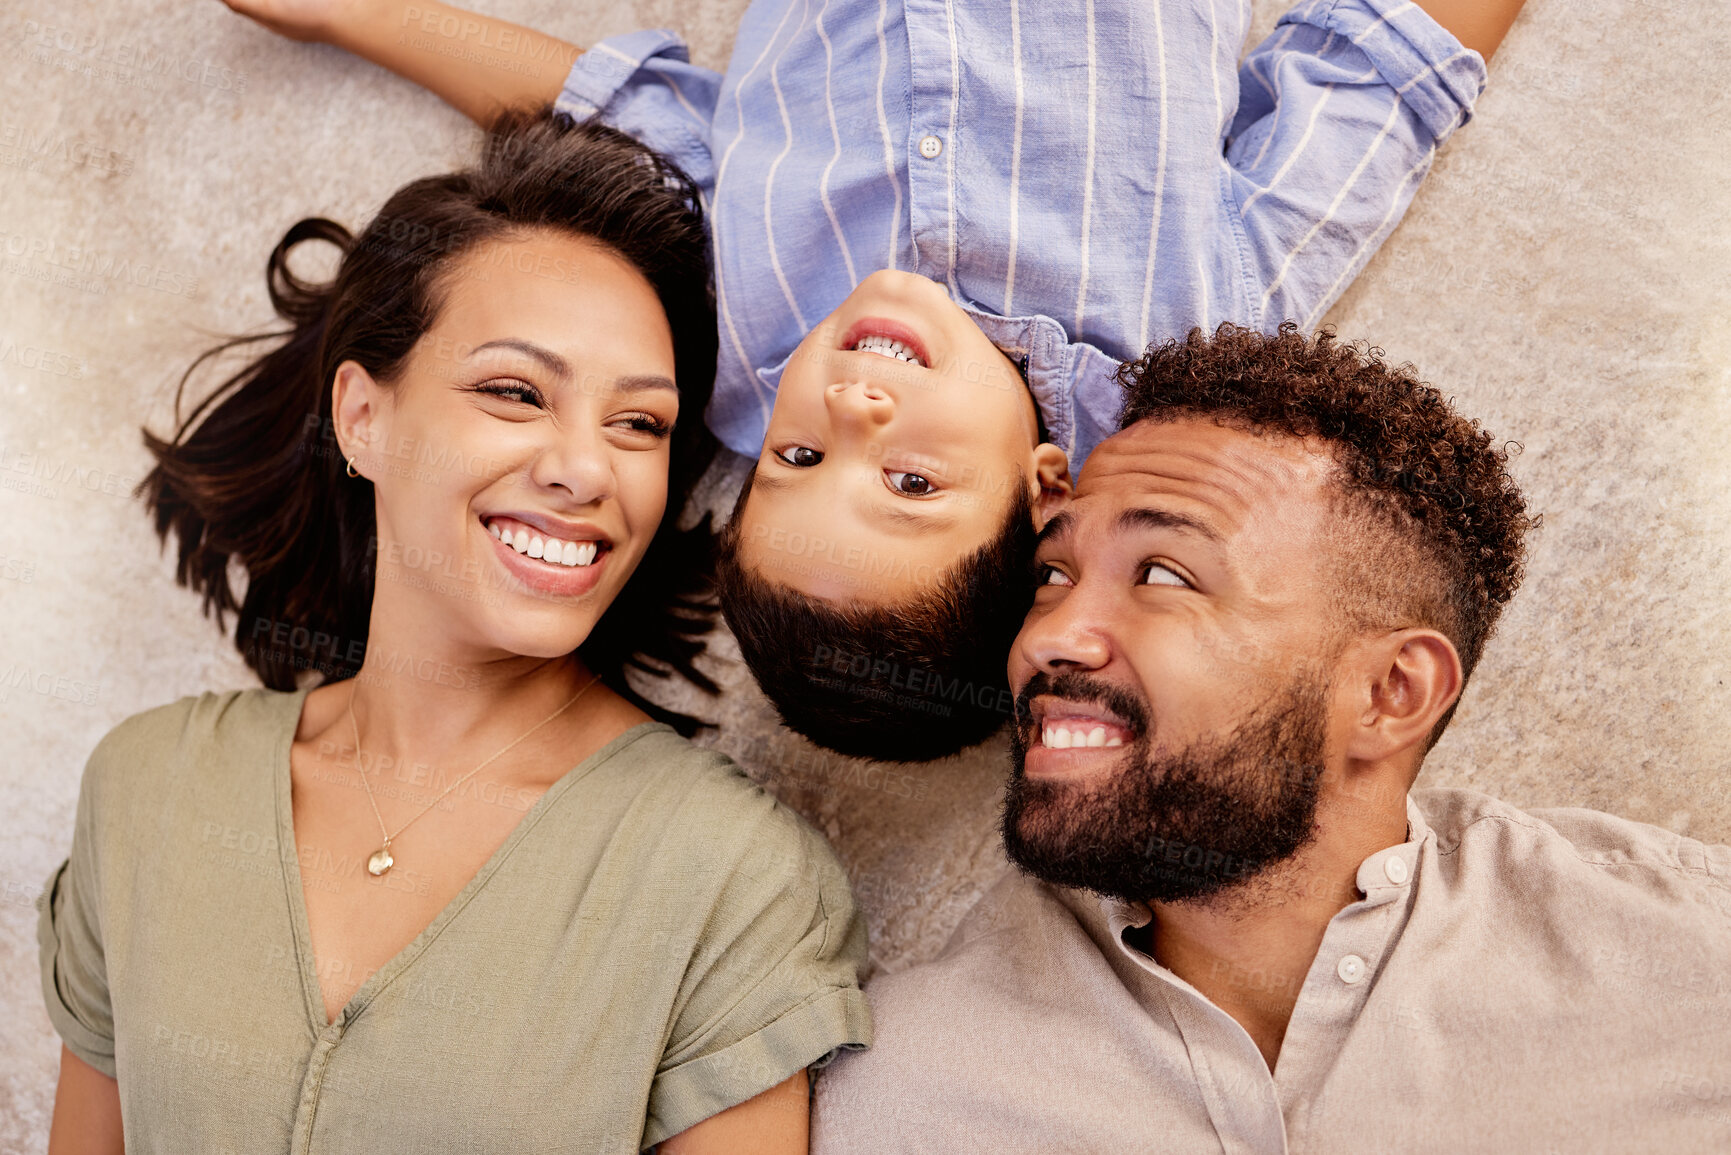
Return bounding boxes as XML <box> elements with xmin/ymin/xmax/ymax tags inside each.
<box><xmin>1336</xmin><ymin>954</ymin><xmax>1367</xmax><ymax>985</ymax></box>
<box><xmin>918</xmin><ymin>134</ymin><xmax>944</xmax><ymax>159</ymax></box>
<box><xmin>1384</xmin><ymin>856</ymin><xmax>1409</xmax><ymax>885</ymax></box>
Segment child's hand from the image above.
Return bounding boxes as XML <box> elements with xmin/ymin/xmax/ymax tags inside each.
<box><xmin>217</xmin><ymin>0</ymin><xmax>368</xmax><ymax>44</ymax></box>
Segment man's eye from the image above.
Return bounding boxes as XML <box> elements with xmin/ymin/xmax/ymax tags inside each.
<box><xmin>1141</xmin><ymin>562</ymin><xmax>1188</xmax><ymax>588</ymax></box>
<box><xmin>1038</xmin><ymin>565</ymin><xmax>1074</xmax><ymax>588</ymax></box>
<box><xmin>774</xmin><ymin>446</ymin><xmax>823</xmax><ymax>467</ymax></box>
<box><xmin>886</xmin><ymin>470</ymin><xmax>936</xmax><ymax>496</ymax></box>
<box><xmin>474</xmin><ymin>381</ymin><xmax>543</xmax><ymax>407</ymax></box>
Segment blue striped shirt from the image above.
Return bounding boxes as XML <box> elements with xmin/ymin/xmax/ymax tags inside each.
<box><xmin>558</xmin><ymin>0</ymin><xmax>1485</xmax><ymax>465</ymax></box>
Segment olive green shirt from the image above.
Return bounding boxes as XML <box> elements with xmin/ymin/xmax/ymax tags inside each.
<box><xmin>38</xmin><ymin>688</ymin><xmax>871</xmax><ymax>1152</ymax></box>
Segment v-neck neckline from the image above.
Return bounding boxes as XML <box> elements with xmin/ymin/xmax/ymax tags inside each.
<box><xmin>270</xmin><ymin>685</ymin><xmax>668</xmax><ymax>1033</ymax></box>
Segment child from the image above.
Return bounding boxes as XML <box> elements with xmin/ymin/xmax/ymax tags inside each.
<box><xmin>223</xmin><ymin>0</ymin><xmax>1521</xmax><ymax>761</ymax></box>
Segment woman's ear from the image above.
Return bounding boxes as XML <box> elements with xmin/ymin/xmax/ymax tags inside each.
<box><xmin>332</xmin><ymin>360</ymin><xmax>383</xmax><ymax>478</ymax></box>
<box><xmin>1032</xmin><ymin>444</ymin><xmax>1073</xmax><ymax>528</ymax></box>
<box><xmin>1341</xmin><ymin>628</ymin><xmax>1464</xmax><ymax>767</ymax></box>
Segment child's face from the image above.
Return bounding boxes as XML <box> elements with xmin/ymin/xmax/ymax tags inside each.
<box><xmin>736</xmin><ymin>269</ymin><xmax>1064</xmax><ymax>603</ymax></box>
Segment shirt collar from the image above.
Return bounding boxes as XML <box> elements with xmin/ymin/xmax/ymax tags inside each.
<box><xmin>1097</xmin><ymin>791</ymin><xmax>1432</xmax><ymax>953</ymax></box>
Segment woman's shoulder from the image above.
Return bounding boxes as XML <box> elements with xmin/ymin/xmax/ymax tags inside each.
<box><xmin>83</xmin><ymin>687</ymin><xmax>302</xmax><ymax>800</ymax></box>
<box><xmin>599</xmin><ymin>725</ymin><xmax>847</xmax><ymax>879</ymax></box>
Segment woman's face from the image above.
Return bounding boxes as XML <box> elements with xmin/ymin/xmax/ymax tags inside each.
<box><xmin>337</xmin><ymin>230</ymin><xmax>679</xmax><ymax>662</ymax></box>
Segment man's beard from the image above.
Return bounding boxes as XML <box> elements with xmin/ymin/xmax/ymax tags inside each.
<box><xmin>1002</xmin><ymin>669</ymin><xmax>1331</xmax><ymax>906</ymax></box>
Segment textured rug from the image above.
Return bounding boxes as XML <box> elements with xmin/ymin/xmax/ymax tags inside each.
<box><xmin>2</xmin><ymin>0</ymin><xmax>1727</xmax><ymax>1142</ymax></box>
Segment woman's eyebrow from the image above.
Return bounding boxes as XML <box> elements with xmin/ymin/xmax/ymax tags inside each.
<box><xmin>467</xmin><ymin>341</ymin><xmax>674</xmax><ymax>395</ymax></box>
<box><xmin>468</xmin><ymin>338</ymin><xmax>571</xmax><ymax>379</ymax></box>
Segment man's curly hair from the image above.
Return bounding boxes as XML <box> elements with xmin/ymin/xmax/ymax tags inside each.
<box><xmin>1118</xmin><ymin>323</ymin><xmax>1535</xmax><ymax>737</ymax></box>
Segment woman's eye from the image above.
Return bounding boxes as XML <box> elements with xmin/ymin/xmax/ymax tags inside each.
<box><xmin>886</xmin><ymin>470</ymin><xmax>936</xmax><ymax>496</ymax></box>
<box><xmin>614</xmin><ymin>413</ymin><xmax>672</xmax><ymax>438</ymax></box>
<box><xmin>775</xmin><ymin>446</ymin><xmax>824</xmax><ymax>467</ymax></box>
<box><xmin>475</xmin><ymin>381</ymin><xmax>543</xmax><ymax>407</ymax></box>
<box><xmin>1141</xmin><ymin>562</ymin><xmax>1188</xmax><ymax>588</ymax></box>
<box><xmin>1038</xmin><ymin>565</ymin><xmax>1074</xmax><ymax>588</ymax></box>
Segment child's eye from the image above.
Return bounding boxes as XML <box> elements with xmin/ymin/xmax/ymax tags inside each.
<box><xmin>1037</xmin><ymin>565</ymin><xmax>1074</xmax><ymax>588</ymax></box>
<box><xmin>774</xmin><ymin>446</ymin><xmax>824</xmax><ymax>467</ymax></box>
<box><xmin>1141</xmin><ymin>562</ymin><xmax>1189</xmax><ymax>588</ymax></box>
<box><xmin>886</xmin><ymin>470</ymin><xmax>937</xmax><ymax>496</ymax></box>
<box><xmin>474</xmin><ymin>380</ymin><xmax>544</xmax><ymax>407</ymax></box>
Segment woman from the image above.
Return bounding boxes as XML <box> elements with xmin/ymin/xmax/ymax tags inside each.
<box><xmin>38</xmin><ymin>108</ymin><xmax>870</xmax><ymax>1153</ymax></box>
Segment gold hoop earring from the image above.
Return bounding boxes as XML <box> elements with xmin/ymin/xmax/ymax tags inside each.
<box><xmin>346</xmin><ymin>457</ymin><xmax>359</xmax><ymax>478</ymax></box>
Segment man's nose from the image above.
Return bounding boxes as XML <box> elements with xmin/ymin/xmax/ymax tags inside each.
<box><xmin>1017</xmin><ymin>584</ymin><xmax>1113</xmax><ymax>674</ymax></box>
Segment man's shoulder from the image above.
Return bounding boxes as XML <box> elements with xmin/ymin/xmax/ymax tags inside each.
<box><xmin>1417</xmin><ymin>786</ymin><xmax>1730</xmax><ymax>871</ymax></box>
<box><xmin>1413</xmin><ymin>786</ymin><xmax>1731</xmax><ymax>920</ymax></box>
<box><xmin>813</xmin><ymin>870</ymin><xmax>1127</xmax><ymax>1132</ymax></box>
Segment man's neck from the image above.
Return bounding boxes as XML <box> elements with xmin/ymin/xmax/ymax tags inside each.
<box><xmin>1145</xmin><ymin>802</ymin><xmax>1409</xmax><ymax>1071</ymax></box>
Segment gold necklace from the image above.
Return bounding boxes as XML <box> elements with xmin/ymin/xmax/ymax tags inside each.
<box><xmin>343</xmin><ymin>674</ymin><xmax>600</xmax><ymax>876</ymax></box>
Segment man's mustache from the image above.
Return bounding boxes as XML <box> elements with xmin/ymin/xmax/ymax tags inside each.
<box><xmin>1012</xmin><ymin>671</ymin><xmax>1152</xmax><ymax>747</ymax></box>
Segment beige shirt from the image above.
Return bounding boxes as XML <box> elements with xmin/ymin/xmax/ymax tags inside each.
<box><xmin>38</xmin><ymin>689</ymin><xmax>871</xmax><ymax>1153</ymax></box>
<box><xmin>814</xmin><ymin>789</ymin><xmax>1731</xmax><ymax>1153</ymax></box>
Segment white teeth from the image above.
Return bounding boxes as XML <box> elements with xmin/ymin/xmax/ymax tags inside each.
<box><xmin>488</xmin><ymin>519</ymin><xmax>602</xmax><ymax>568</ymax></box>
<box><xmin>1041</xmin><ymin>722</ymin><xmax>1125</xmax><ymax>750</ymax></box>
<box><xmin>852</xmin><ymin>334</ymin><xmax>925</xmax><ymax>367</ymax></box>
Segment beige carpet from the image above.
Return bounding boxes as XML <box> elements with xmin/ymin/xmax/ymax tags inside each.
<box><xmin>2</xmin><ymin>0</ymin><xmax>1727</xmax><ymax>1142</ymax></box>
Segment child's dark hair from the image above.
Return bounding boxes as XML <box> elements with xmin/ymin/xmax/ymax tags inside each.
<box><xmin>141</xmin><ymin>108</ymin><xmax>721</xmax><ymax>732</ymax></box>
<box><xmin>715</xmin><ymin>474</ymin><xmax>1036</xmax><ymax>762</ymax></box>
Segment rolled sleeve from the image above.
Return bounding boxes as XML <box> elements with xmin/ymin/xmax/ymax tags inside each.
<box><xmin>645</xmin><ymin>811</ymin><xmax>872</xmax><ymax>1146</ymax></box>
<box><xmin>556</xmin><ymin>30</ymin><xmax>722</xmax><ymax>191</ymax></box>
<box><xmin>1225</xmin><ymin>0</ymin><xmax>1488</xmax><ymax>330</ymax></box>
<box><xmin>37</xmin><ymin>853</ymin><xmax>115</xmax><ymax>1078</ymax></box>
<box><xmin>1284</xmin><ymin>0</ymin><xmax>1487</xmax><ymax>141</ymax></box>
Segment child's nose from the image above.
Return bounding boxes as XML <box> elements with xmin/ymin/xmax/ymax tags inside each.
<box><xmin>824</xmin><ymin>380</ymin><xmax>894</xmax><ymax>429</ymax></box>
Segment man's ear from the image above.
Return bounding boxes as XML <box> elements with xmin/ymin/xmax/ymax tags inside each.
<box><xmin>1032</xmin><ymin>444</ymin><xmax>1072</xmax><ymax>528</ymax></box>
<box><xmin>1341</xmin><ymin>629</ymin><xmax>1464</xmax><ymax>765</ymax></box>
<box><xmin>332</xmin><ymin>360</ymin><xmax>385</xmax><ymax>478</ymax></box>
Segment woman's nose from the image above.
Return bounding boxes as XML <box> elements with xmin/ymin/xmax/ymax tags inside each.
<box><xmin>529</xmin><ymin>427</ymin><xmax>613</xmax><ymax>505</ymax></box>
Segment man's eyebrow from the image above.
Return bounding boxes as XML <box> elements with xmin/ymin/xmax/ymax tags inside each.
<box><xmin>1036</xmin><ymin>510</ymin><xmax>1075</xmax><ymax>549</ymax></box>
<box><xmin>750</xmin><ymin>470</ymin><xmax>794</xmax><ymax>494</ymax></box>
<box><xmin>1117</xmin><ymin>506</ymin><xmax>1224</xmax><ymax>542</ymax></box>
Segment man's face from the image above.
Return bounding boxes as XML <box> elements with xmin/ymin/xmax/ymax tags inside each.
<box><xmin>735</xmin><ymin>269</ymin><xmax>1048</xmax><ymax>603</ymax></box>
<box><xmin>1004</xmin><ymin>416</ymin><xmax>1348</xmax><ymax>904</ymax></box>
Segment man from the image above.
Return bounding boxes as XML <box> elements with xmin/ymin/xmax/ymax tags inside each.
<box><xmin>813</xmin><ymin>323</ymin><xmax>1731</xmax><ymax>1152</ymax></box>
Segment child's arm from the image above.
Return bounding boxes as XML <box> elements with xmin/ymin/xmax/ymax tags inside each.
<box><xmin>1224</xmin><ymin>0</ymin><xmax>1518</xmax><ymax>332</ymax></box>
<box><xmin>220</xmin><ymin>0</ymin><xmax>579</xmax><ymax>124</ymax></box>
<box><xmin>1414</xmin><ymin>0</ymin><xmax>1525</xmax><ymax>60</ymax></box>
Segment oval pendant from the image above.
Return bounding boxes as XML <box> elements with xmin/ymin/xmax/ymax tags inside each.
<box><xmin>367</xmin><ymin>847</ymin><xmax>394</xmax><ymax>876</ymax></box>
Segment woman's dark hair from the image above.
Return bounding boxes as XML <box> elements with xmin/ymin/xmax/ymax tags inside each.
<box><xmin>141</xmin><ymin>108</ymin><xmax>721</xmax><ymax>732</ymax></box>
